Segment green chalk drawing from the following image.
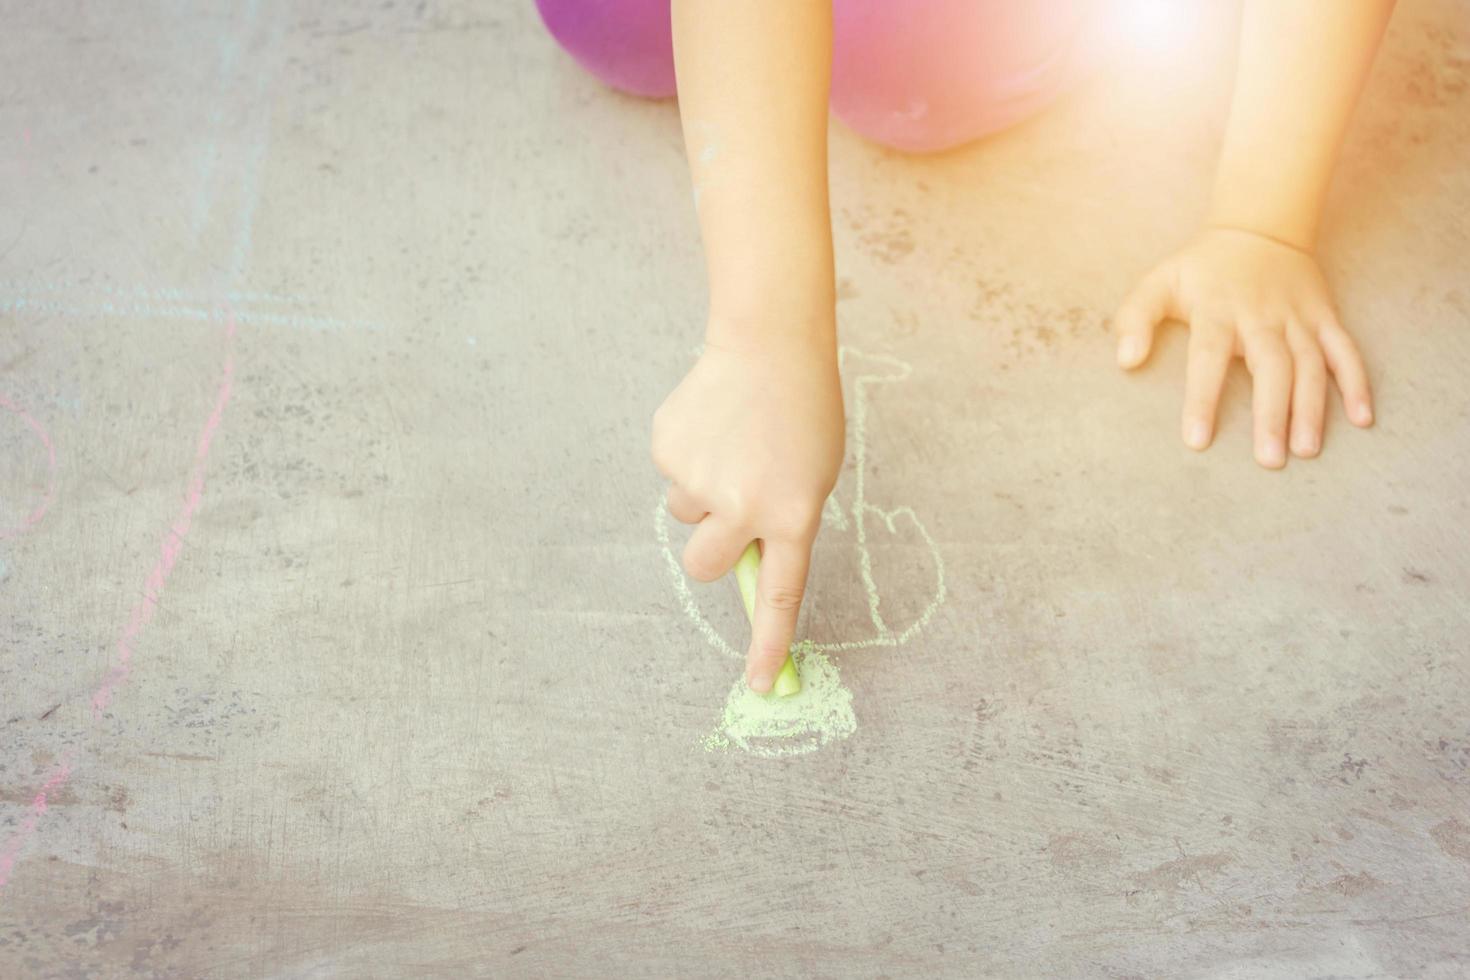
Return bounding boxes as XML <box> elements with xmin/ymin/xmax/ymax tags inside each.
<box><xmin>702</xmin><ymin>641</ymin><xmax>855</xmax><ymax>757</ymax></box>
<box><xmin>656</xmin><ymin>346</ymin><xmax>947</xmax><ymax>757</ymax></box>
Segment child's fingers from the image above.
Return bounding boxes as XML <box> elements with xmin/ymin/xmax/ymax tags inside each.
<box><xmin>1286</xmin><ymin>322</ymin><xmax>1327</xmax><ymax>458</ymax></box>
<box><xmin>1317</xmin><ymin>315</ymin><xmax>1374</xmax><ymax>427</ymax></box>
<box><xmin>681</xmin><ymin>517</ymin><xmax>746</xmax><ymax>583</ymax></box>
<box><xmin>1181</xmin><ymin>320</ymin><xmax>1234</xmax><ymax>450</ymax></box>
<box><xmin>1241</xmin><ymin>326</ymin><xmax>1292</xmax><ymax>469</ymax></box>
<box><xmin>666</xmin><ymin>483</ymin><xmax>707</xmax><ymax>525</ymax></box>
<box><xmin>1113</xmin><ymin>267</ymin><xmax>1174</xmax><ymax>369</ymax></box>
<box><xmin>746</xmin><ymin>538</ymin><xmax>812</xmax><ymax>694</ymax></box>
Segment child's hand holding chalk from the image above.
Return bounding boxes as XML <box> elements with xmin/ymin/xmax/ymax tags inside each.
<box><xmin>652</xmin><ymin>343</ymin><xmax>844</xmax><ymax>693</ymax></box>
<box><xmin>652</xmin><ymin>0</ymin><xmax>843</xmax><ymax>693</ymax></box>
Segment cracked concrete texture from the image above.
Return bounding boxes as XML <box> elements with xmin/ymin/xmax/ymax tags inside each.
<box><xmin>1</xmin><ymin>0</ymin><xmax>1467</xmax><ymax>976</ymax></box>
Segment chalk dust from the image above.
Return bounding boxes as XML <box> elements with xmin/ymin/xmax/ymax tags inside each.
<box><xmin>702</xmin><ymin>642</ymin><xmax>856</xmax><ymax>757</ymax></box>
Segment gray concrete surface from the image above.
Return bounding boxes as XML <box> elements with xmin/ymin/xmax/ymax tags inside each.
<box><xmin>2</xmin><ymin>1</ymin><xmax>1468</xmax><ymax>976</ymax></box>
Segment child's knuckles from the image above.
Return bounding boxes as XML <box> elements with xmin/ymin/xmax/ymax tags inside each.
<box><xmin>1309</xmin><ymin>303</ymin><xmax>1346</xmax><ymax>333</ymax></box>
<box><xmin>761</xmin><ymin>585</ymin><xmax>806</xmax><ymax>614</ymax></box>
<box><xmin>767</xmin><ymin>501</ymin><xmax>821</xmax><ymax>540</ymax></box>
<box><xmin>1188</xmin><ymin>309</ymin><xmax>1229</xmax><ymax>335</ymax></box>
<box><xmin>649</xmin><ymin>428</ymin><xmax>678</xmax><ymax>476</ymax></box>
<box><xmin>1293</xmin><ymin>346</ymin><xmax>1327</xmax><ymax>381</ymax></box>
<box><xmin>1243</xmin><ymin>341</ymin><xmax>1289</xmax><ymax>376</ymax></box>
<box><xmin>1190</xmin><ymin>333</ymin><xmax>1233</xmax><ymax>360</ymax></box>
<box><xmin>650</xmin><ymin>402</ymin><xmax>674</xmax><ymax>440</ymax></box>
<box><xmin>722</xmin><ymin>488</ymin><xmax>754</xmax><ymax>526</ymax></box>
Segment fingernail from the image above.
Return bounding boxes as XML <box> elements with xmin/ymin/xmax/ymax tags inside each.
<box><xmin>1353</xmin><ymin>400</ymin><xmax>1374</xmax><ymax>426</ymax></box>
<box><xmin>747</xmin><ymin>670</ymin><xmax>775</xmax><ymax>694</ymax></box>
<box><xmin>1185</xmin><ymin>420</ymin><xmax>1211</xmax><ymax>449</ymax></box>
<box><xmin>1292</xmin><ymin>431</ymin><xmax>1319</xmax><ymax>457</ymax></box>
<box><xmin>1258</xmin><ymin>437</ymin><xmax>1286</xmax><ymax>468</ymax></box>
<box><xmin>1118</xmin><ymin>338</ymin><xmax>1141</xmax><ymax>365</ymax></box>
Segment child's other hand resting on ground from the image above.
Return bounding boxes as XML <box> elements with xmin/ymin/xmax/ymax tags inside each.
<box><xmin>1114</xmin><ymin>227</ymin><xmax>1372</xmax><ymax>467</ymax></box>
<box><xmin>652</xmin><ymin>326</ymin><xmax>843</xmax><ymax>693</ymax></box>
<box><xmin>1112</xmin><ymin>0</ymin><xmax>1393</xmax><ymax>468</ymax></box>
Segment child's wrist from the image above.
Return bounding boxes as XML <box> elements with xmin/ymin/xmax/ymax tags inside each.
<box><xmin>705</xmin><ymin>299</ymin><xmax>836</xmax><ymax>358</ymax></box>
<box><xmin>705</xmin><ymin>266</ymin><xmax>836</xmax><ymax>348</ymax></box>
<box><xmin>1207</xmin><ymin>191</ymin><xmax>1317</xmax><ymax>253</ymax></box>
<box><xmin>1203</xmin><ymin>222</ymin><xmax>1315</xmax><ymax>257</ymax></box>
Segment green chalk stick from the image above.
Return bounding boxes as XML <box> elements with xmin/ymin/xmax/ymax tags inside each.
<box><xmin>769</xmin><ymin>650</ymin><xmax>802</xmax><ymax>697</ymax></box>
<box><xmin>733</xmin><ymin>541</ymin><xmax>801</xmax><ymax>697</ymax></box>
<box><xmin>733</xmin><ymin>541</ymin><xmax>761</xmax><ymax>623</ymax></box>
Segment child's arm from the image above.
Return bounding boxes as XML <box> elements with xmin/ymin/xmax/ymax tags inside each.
<box><xmin>1113</xmin><ymin>0</ymin><xmax>1395</xmax><ymax>467</ymax></box>
<box><xmin>653</xmin><ymin>1</ymin><xmax>843</xmax><ymax>693</ymax></box>
<box><xmin>672</xmin><ymin>0</ymin><xmax>836</xmax><ymax>327</ymax></box>
<box><xmin>1211</xmin><ymin>0</ymin><xmax>1396</xmax><ymax>251</ymax></box>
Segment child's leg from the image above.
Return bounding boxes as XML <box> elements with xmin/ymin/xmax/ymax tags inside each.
<box><xmin>535</xmin><ymin>0</ymin><xmax>675</xmax><ymax>99</ymax></box>
<box><xmin>830</xmin><ymin>0</ymin><xmax>1109</xmax><ymax>153</ymax></box>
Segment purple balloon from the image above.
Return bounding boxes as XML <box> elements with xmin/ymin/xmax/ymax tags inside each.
<box><xmin>534</xmin><ymin>0</ymin><xmax>677</xmax><ymax>99</ymax></box>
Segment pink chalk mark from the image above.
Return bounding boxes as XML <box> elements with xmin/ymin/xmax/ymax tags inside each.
<box><xmin>0</xmin><ymin>315</ymin><xmax>237</xmax><ymax>898</ymax></box>
<box><xmin>90</xmin><ymin>316</ymin><xmax>236</xmax><ymax>719</ymax></box>
<box><xmin>0</xmin><ymin>757</ymin><xmax>72</xmax><ymax>890</ymax></box>
<box><xmin>0</xmin><ymin>394</ymin><xmax>58</xmax><ymax>540</ymax></box>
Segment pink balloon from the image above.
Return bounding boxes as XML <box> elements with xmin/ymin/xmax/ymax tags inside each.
<box><xmin>534</xmin><ymin>0</ymin><xmax>1109</xmax><ymax>151</ymax></box>
<box><xmin>831</xmin><ymin>0</ymin><xmax>1106</xmax><ymax>152</ymax></box>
